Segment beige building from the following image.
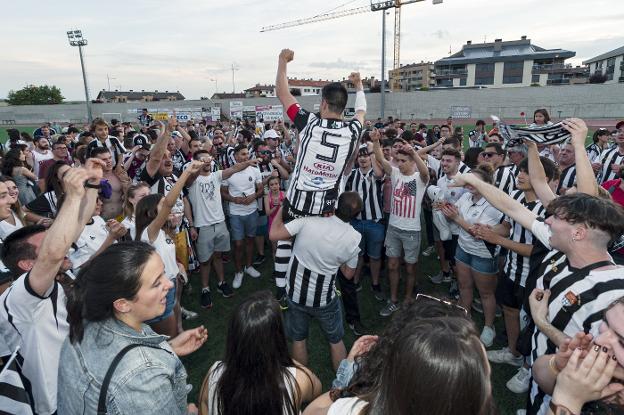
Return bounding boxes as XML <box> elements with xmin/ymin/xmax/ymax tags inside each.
<box><xmin>389</xmin><ymin>62</ymin><xmax>435</xmax><ymax>92</ymax></box>
<box><xmin>434</xmin><ymin>37</ymin><xmax>584</xmax><ymax>88</ymax></box>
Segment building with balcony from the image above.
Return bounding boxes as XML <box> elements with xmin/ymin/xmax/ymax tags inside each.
<box><xmin>287</xmin><ymin>78</ymin><xmax>333</xmax><ymax>96</ymax></box>
<box><xmin>388</xmin><ymin>62</ymin><xmax>435</xmax><ymax>92</ymax></box>
<box><xmin>341</xmin><ymin>76</ymin><xmax>382</xmax><ymax>92</ymax></box>
<box><xmin>583</xmin><ymin>45</ymin><xmax>624</xmax><ymax>84</ymax></box>
<box><xmin>96</xmin><ymin>90</ymin><xmax>185</xmax><ymax>103</ymax></box>
<box><xmin>434</xmin><ymin>36</ymin><xmax>577</xmax><ymax>88</ymax></box>
<box><xmin>244</xmin><ymin>84</ymin><xmax>276</xmax><ymax>98</ymax></box>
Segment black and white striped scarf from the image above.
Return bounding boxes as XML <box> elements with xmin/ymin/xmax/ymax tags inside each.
<box><xmin>492</xmin><ymin>116</ymin><xmax>571</xmax><ymax>148</ymax></box>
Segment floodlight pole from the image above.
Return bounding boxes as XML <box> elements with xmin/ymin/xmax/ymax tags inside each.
<box><xmin>380</xmin><ymin>11</ymin><xmax>386</xmax><ymax>119</ymax></box>
<box><xmin>67</xmin><ymin>30</ymin><xmax>93</xmax><ymax>122</ymax></box>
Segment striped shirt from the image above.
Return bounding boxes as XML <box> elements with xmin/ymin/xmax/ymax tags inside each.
<box><xmin>598</xmin><ymin>147</ymin><xmax>624</xmax><ymax>184</ymax></box>
<box><xmin>586</xmin><ymin>143</ymin><xmax>604</xmax><ymax>164</ymax></box>
<box><xmin>529</xmin><ymin>255</ymin><xmax>624</xmax><ymax>414</ymax></box>
<box><xmin>437</xmin><ymin>160</ymin><xmax>469</xmax><ymax>179</ymax></box>
<box><xmin>344</xmin><ymin>168</ymin><xmax>384</xmax><ymax>221</ymax></box>
<box><xmin>494</xmin><ymin>165</ymin><xmax>516</xmax><ymax>193</ymax></box>
<box><xmin>556</xmin><ymin>164</ymin><xmax>577</xmax><ymax>195</ymax></box>
<box><xmin>503</xmin><ymin>191</ymin><xmax>546</xmax><ymax>288</ymax></box>
<box><xmin>216</xmin><ymin>146</ymin><xmax>236</xmax><ymax>170</ymax></box>
<box><xmin>285</xmin><ymin>215</ymin><xmax>361</xmax><ymax>307</ymax></box>
<box><xmin>286</xmin><ymin>105</ymin><xmax>362</xmax><ymax>215</ymax></box>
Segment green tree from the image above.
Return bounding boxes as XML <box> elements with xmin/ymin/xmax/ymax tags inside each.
<box><xmin>7</xmin><ymin>84</ymin><xmax>64</xmax><ymax>105</ymax></box>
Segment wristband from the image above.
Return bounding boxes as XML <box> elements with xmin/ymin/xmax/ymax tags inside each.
<box><xmin>84</xmin><ymin>181</ymin><xmax>102</xmax><ymax>190</ymax></box>
<box><xmin>354</xmin><ymin>90</ymin><xmax>366</xmax><ymax>113</ymax></box>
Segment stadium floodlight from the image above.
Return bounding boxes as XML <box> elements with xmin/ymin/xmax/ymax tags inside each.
<box><xmin>67</xmin><ymin>29</ymin><xmax>93</xmax><ymax>122</ymax></box>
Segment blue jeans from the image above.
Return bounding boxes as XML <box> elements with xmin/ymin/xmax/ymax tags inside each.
<box><xmin>285</xmin><ymin>296</ymin><xmax>344</xmax><ymax>344</ymax></box>
<box><xmin>351</xmin><ymin>218</ymin><xmax>385</xmax><ymax>260</ymax></box>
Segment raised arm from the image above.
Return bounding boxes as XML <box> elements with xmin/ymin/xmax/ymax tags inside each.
<box><xmin>221</xmin><ymin>158</ymin><xmax>259</xmax><ymax>181</ymax></box>
<box><xmin>564</xmin><ymin>118</ymin><xmax>597</xmax><ymax>196</ymax></box>
<box><xmin>525</xmin><ymin>139</ymin><xmax>556</xmax><ymax>208</ymax></box>
<box><xmin>146</xmin><ymin>117</ymin><xmax>176</xmax><ymax>178</ymax></box>
<box><xmin>407</xmin><ymin>144</ymin><xmax>430</xmax><ymax>184</ymax></box>
<box><xmin>275</xmin><ymin>49</ymin><xmax>298</xmax><ymax>110</ymax></box>
<box><xmin>450</xmin><ymin>173</ymin><xmax>538</xmax><ymax>231</ymax></box>
<box><xmin>269</xmin><ymin>207</ymin><xmax>292</xmax><ymax>241</ymax></box>
<box><xmin>416</xmin><ymin>137</ymin><xmax>446</xmax><ymax>157</ymax></box>
<box><xmin>348</xmin><ymin>72</ymin><xmax>366</xmax><ymax>125</ymax></box>
<box><xmin>29</xmin><ymin>161</ymin><xmax>103</xmax><ymax>296</ymax></box>
<box><xmin>371</xmin><ymin>129</ymin><xmax>392</xmax><ymax>176</ymax></box>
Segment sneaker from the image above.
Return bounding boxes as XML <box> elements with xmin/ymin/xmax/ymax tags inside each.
<box><xmin>200</xmin><ymin>288</ymin><xmax>213</xmax><ymax>308</ymax></box>
<box><xmin>441</xmin><ymin>272</ymin><xmax>453</xmax><ymax>283</ymax></box>
<box><xmin>355</xmin><ymin>282</ymin><xmax>362</xmax><ymax>292</ymax></box>
<box><xmin>380</xmin><ymin>300</ymin><xmax>400</xmax><ymax>317</ymax></box>
<box><xmin>232</xmin><ymin>272</ymin><xmax>244</xmax><ymax>289</ymax></box>
<box><xmin>217</xmin><ymin>281</ymin><xmax>234</xmax><ymax>298</ymax></box>
<box><xmin>253</xmin><ymin>255</ymin><xmax>266</xmax><ymax>266</ymax></box>
<box><xmin>507</xmin><ymin>366</ymin><xmax>531</xmax><ymax>394</ymax></box>
<box><xmin>422</xmin><ymin>245</ymin><xmax>435</xmax><ymax>257</ymax></box>
<box><xmin>181</xmin><ymin>307</ymin><xmax>199</xmax><ymax>319</ymax></box>
<box><xmin>472</xmin><ymin>299</ymin><xmax>484</xmax><ymax>314</ymax></box>
<box><xmin>276</xmin><ymin>286</ymin><xmax>288</xmax><ymax>310</ymax></box>
<box><xmin>428</xmin><ymin>272</ymin><xmax>444</xmax><ymax>284</ymax></box>
<box><xmin>448</xmin><ymin>280</ymin><xmax>460</xmax><ymax>300</ymax></box>
<box><xmin>244</xmin><ymin>266</ymin><xmax>261</xmax><ymax>278</ymax></box>
<box><xmin>487</xmin><ymin>347</ymin><xmax>524</xmax><ymax>367</ymax></box>
<box><xmin>348</xmin><ymin>321</ymin><xmax>369</xmax><ymax>336</ymax></box>
<box><xmin>372</xmin><ymin>284</ymin><xmax>386</xmax><ymax>301</ymax></box>
<box><xmin>480</xmin><ymin>325</ymin><xmax>496</xmax><ymax>347</ymax></box>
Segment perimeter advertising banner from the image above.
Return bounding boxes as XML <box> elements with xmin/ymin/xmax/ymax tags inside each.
<box><xmin>255</xmin><ymin>105</ymin><xmax>283</xmax><ymax>122</ymax></box>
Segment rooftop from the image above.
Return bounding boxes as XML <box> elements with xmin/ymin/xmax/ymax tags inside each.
<box><xmin>288</xmin><ymin>78</ymin><xmax>333</xmax><ymax>87</ymax></box>
<box><xmin>96</xmin><ymin>90</ymin><xmax>185</xmax><ymax>100</ymax></box>
<box><xmin>583</xmin><ymin>45</ymin><xmax>624</xmax><ymax>64</ymax></box>
<box><xmin>244</xmin><ymin>84</ymin><xmax>275</xmax><ymax>92</ymax></box>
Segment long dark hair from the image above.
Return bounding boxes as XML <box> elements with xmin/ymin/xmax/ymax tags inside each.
<box><xmin>214</xmin><ymin>290</ymin><xmax>300</xmax><ymax>415</ymax></box>
<box><xmin>533</xmin><ymin>108</ymin><xmax>550</xmax><ymax>124</ymax></box>
<box><xmin>361</xmin><ymin>317</ymin><xmax>494</xmax><ymax>415</ymax></box>
<box><xmin>134</xmin><ymin>193</ymin><xmax>163</xmax><ymax>242</ymax></box>
<box><xmin>66</xmin><ymin>242</ymin><xmax>156</xmax><ymax>343</ymax></box>
<box><xmin>1</xmin><ymin>147</ymin><xmax>27</xmax><ymax>176</ymax></box>
<box><xmin>0</xmin><ymin>176</ymin><xmax>24</xmax><ymax>221</ymax></box>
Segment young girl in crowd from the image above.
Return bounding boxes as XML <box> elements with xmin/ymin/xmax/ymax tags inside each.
<box><xmin>1</xmin><ymin>146</ymin><xmax>38</xmax><ymax>205</ymax></box>
<box><xmin>441</xmin><ymin>165</ymin><xmax>503</xmax><ymax>347</ymax></box>
<box><xmin>134</xmin><ymin>161</ymin><xmax>201</xmax><ymax>337</ymax></box>
<box><xmin>264</xmin><ymin>176</ymin><xmax>285</xmax><ymax>259</ymax></box>
<box><xmin>0</xmin><ymin>176</ymin><xmax>25</xmax><ymax>238</ymax></box>
<box><xmin>121</xmin><ymin>181</ymin><xmax>151</xmax><ymax>237</ymax></box>
<box><xmin>200</xmin><ymin>290</ymin><xmax>321</xmax><ymax>415</ymax></box>
<box><xmin>59</xmin><ymin>242</ymin><xmax>207</xmax><ymax>414</ymax></box>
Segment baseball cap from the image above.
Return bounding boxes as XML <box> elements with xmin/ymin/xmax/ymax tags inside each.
<box><xmin>263</xmin><ymin>129</ymin><xmax>279</xmax><ymax>140</ymax></box>
<box><xmin>358</xmin><ymin>144</ymin><xmax>369</xmax><ymax>156</ymax></box>
<box><xmin>616</xmin><ymin>121</ymin><xmax>624</xmax><ymax>130</ymax></box>
<box><xmin>171</xmin><ymin>131</ymin><xmax>183</xmax><ymax>139</ymax></box>
<box><xmin>133</xmin><ymin>134</ymin><xmax>151</xmax><ymax>150</ymax></box>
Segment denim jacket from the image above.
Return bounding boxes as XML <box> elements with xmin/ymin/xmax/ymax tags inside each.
<box><xmin>57</xmin><ymin>318</ymin><xmax>190</xmax><ymax>415</ymax></box>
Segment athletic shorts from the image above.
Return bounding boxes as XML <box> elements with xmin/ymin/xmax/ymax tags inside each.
<box><xmin>384</xmin><ymin>225</ymin><xmax>421</xmax><ymax>264</ymax></box>
<box><xmin>496</xmin><ymin>274</ymin><xmax>525</xmax><ymax>310</ymax></box>
<box><xmin>196</xmin><ymin>222</ymin><xmax>230</xmax><ymax>263</ymax></box>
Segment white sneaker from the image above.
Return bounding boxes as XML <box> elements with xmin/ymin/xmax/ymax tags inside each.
<box><xmin>487</xmin><ymin>347</ymin><xmax>524</xmax><ymax>367</ymax></box>
<box><xmin>422</xmin><ymin>246</ymin><xmax>436</xmax><ymax>257</ymax></box>
<box><xmin>245</xmin><ymin>266</ymin><xmax>261</xmax><ymax>278</ymax></box>
<box><xmin>232</xmin><ymin>272</ymin><xmax>244</xmax><ymax>289</ymax></box>
<box><xmin>480</xmin><ymin>325</ymin><xmax>496</xmax><ymax>348</ymax></box>
<box><xmin>516</xmin><ymin>410</ymin><xmax>526</xmax><ymax>415</ymax></box>
<box><xmin>507</xmin><ymin>366</ymin><xmax>531</xmax><ymax>394</ymax></box>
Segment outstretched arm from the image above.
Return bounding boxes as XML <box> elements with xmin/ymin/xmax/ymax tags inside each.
<box><xmin>525</xmin><ymin>139</ymin><xmax>557</xmax><ymax>208</ymax></box>
<box><xmin>275</xmin><ymin>49</ymin><xmax>298</xmax><ymax>110</ymax></box>
<box><xmin>565</xmin><ymin>118</ymin><xmax>597</xmax><ymax>197</ymax></box>
<box><xmin>349</xmin><ymin>72</ymin><xmax>366</xmax><ymax>125</ymax></box>
<box><xmin>371</xmin><ymin>129</ymin><xmax>392</xmax><ymax>176</ymax></box>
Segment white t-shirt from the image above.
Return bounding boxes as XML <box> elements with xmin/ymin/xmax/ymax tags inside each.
<box><xmin>187</xmin><ymin>171</ymin><xmax>225</xmax><ymax>227</ymax></box>
<box><xmin>121</xmin><ymin>216</ymin><xmax>136</xmax><ymax>240</ymax></box>
<box><xmin>327</xmin><ymin>397</ymin><xmax>368</xmax><ymax>415</ymax></box>
<box><xmin>388</xmin><ymin>167</ymin><xmax>427</xmax><ymax>231</ymax></box>
<box><xmin>531</xmin><ymin>219</ymin><xmax>552</xmax><ymax>250</ymax></box>
<box><xmin>433</xmin><ymin>174</ymin><xmax>467</xmax><ymax>236</ymax></box>
<box><xmin>205</xmin><ymin>361</ymin><xmax>297</xmax><ymax>415</ymax></box>
<box><xmin>141</xmin><ymin>228</ymin><xmax>178</xmax><ymax>280</ymax></box>
<box><xmin>68</xmin><ymin>216</ymin><xmax>110</xmax><ymax>272</ymax></box>
<box><xmin>0</xmin><ymin>273</ymin><xmax>68</xmax><ymax>414</ymax></box>
<box><xmin>32</xmin><ymin>149</ymin><xmax>53</xmax><ymax>178</ymax></box>
<box><xmin>456</xmin><ymin>193</ymin><xmax>504</xmax><ymax>258</ymax></box>
<box><xmin>0</xmin><ymin>212</ymin><xmax>24</xmax><ymax>239</ymax></box>
<box><xmin>222</xmin><ymin>166</ymin><xmax>262</xmax><ymax>216</ymax></box>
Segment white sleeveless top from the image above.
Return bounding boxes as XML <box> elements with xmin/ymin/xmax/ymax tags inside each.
<box><xmin>141</xmin><ymin>228</ymin><xmax>178</xmax><ymax>280</ymax></box>
<box><xmin>327</xmin><ymin>397</ymin><xmax>368</xmax><ymax>415</ymax></box>
<box><xmin>0</xmin><ymin>212</ymin><xmax>24</xmax><ymax>239</ymax></box>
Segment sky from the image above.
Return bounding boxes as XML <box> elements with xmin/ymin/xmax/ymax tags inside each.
<box><xmin>1</xmin><ymin>0</ymin><xmax>623</xmax><ymax>100</ymax></box>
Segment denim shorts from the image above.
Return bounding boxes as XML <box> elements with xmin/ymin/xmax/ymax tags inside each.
<box><xmin>455</xmin><ymin>245</ymin><xmax>498</xmax><ymax>274</ymax></box>
<box><xmin>145</xmin><ymin>283</ymin><xmax>176</xmax><ymax>324</ymax></box>
<box><xmin>229</xmin><ymin>211</ymin><xmax>258</xmax><ymax>241</ymax></box>
<box><xmin>384</xmin><ymin>225</ymin><xmax>421</xmax><ymax>264</ymax></box>
<box><xmin>256</xmin><ymin>214</ymin><xmax>268</xmax><ymax>237</ymax></box>
<box><xmin>351</xmin><ymin>219</ymin><xmax>385</xmax><ymax>260</ymax></box>
<box><xmin>285</xmin><ymin>295</ymin><xmax>344</xmax><ymax>344</ymax></box>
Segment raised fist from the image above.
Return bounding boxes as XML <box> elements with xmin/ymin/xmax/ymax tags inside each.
<box><xmin>279</xmin><ymin>49</ymin><xmax>294</xmax><ymax>63</ymax></box>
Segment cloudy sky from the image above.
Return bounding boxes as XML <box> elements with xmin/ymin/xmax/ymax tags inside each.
<box><xmin>2</xmin><ymin>0</ymin><xmax>622</xmax><ymax>100</ymax></box>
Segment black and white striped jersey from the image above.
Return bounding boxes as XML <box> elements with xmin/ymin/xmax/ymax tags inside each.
<box><xmin>286</xmin><ymin>105</ymin><xmax>362</xmax><ymax>215</ymax></box>
<box><xmin>437</xmin><ymin>160</ymin><xmax>470</xmax><ymax>179</ymax></box>
<box><xmin>528</xmin><ymin>253</ymin><xmax>624</xmax><ymax>415</ymax></box>
<box><xmin>598</xmin><ymin>147</ymin><xmax>624</xmax><ymax>184</ymax></box>
<box><xmin>586</xmin><ymin>143</ymin><xmax>604</xmax><ymax>164</ymax></box>
<box><xmin>216</xmin><ymin>146</ymin><xmax>236</xmax><ymax>170</ymax></box>
<box><xmin>503</xmin><ymin>191</ymin><xmax>546</xmax><ymax>288</ymax></box>
<box><xmin>494</xmin><ymin>165</ymin><xmax>516</xmax><ymax>193</ymax></box>
<box><xmin>344</xmin><ymin>168</ymin><xmax>384</xmax><ymax>221</ymax></box>
<box><xmin>556</xmin><ymin>164</ymin><xmax>577</xmax><ymax>195</ymax></box>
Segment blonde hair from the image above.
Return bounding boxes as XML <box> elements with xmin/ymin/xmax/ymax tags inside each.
<box><xmin>123</xmin><ymin>182</ymin><xmax>150</xmax><ymax>219</ymax></box>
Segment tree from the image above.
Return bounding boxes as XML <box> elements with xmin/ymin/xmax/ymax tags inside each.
<box><xmin>589</xmin><ymin>72</ymin><xmax>607</xmax><ymax>84</ymax></box>
<box><xmin>7</xmin><ymin>84</ymin><xmax>64</xmax><ymax>105</ymax></box>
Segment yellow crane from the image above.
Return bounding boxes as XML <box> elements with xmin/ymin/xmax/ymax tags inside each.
<box><xmin>261</xmin><ymin>1</ymin><xmax>442</xmax><ymax>86</ymax></box>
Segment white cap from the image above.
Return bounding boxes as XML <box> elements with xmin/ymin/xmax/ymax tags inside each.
<box><xmin>262</xmin><ymin>129</ymin><xmax>279</xmax><ymax>140</ymax></box>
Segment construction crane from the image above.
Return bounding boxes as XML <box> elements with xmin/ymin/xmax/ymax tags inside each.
<box><xmin>261</xmin><ymin>1</ymin><xmax>441</xmax><ymax>86</ymax></box>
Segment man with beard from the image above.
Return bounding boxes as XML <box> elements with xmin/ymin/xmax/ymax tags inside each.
<box><xmin>555</xmin><ymin>143</ymin><xmax>577</xmax><ymax>195</ymax></box>
<box><xmin>32</xmin><ymin>136</ymin><xmax>53</xmax><ymax>178</ymax></box>
<box><xmin>212</xmin><ymin>128</ymin><xmax>235</xmax><ymax>170</ymax></box>
<box><xmin>186</xmin><ymin>150</ymin><xmax>259</xmax><ymax>308</ymax></box>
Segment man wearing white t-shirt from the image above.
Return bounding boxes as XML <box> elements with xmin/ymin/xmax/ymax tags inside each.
<box><xmin>372</xmin><ymin>129</ymin><xmax>429</xmax><ymax>317</ymax></box>
<box><xmin>32</xmin><ymin>136</ymin><xmax>54</xmax><ymax>178</ymax></box>
<box><xmin>0</xmin><ymin>161</ymin><xmax>103</xmax><ymax>415</ymax></box>
<box><xmin>221</xmin><ymin>144</ymin><xmax>263</xmax><ymax>289</ymax></box>
<box><xmin>186</xmin><ymin>150</ymin><xmax>259</xmax><ymax>308</ymax></box>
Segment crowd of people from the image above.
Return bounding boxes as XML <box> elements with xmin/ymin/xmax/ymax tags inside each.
<box><xmin>0</xmin><ymin>48</ymin><xmax>624</xmax><ymax>415</ymax></box>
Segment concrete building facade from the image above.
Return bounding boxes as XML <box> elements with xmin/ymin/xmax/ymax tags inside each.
<box><xmin>388</xmin><ymin>62</ymin><xmax>436</xmax><ymax>92</ymax></box>
<box><xmin>583</xmin><ymin>46</ymin><xmax>624</xmax><ymax>84</ymax></box>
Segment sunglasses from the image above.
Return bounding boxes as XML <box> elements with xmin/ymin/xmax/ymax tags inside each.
<box><xmin>481</xmin><ymin>152</ymin><xmax>498</xmax><ymax>158</ymax></box>
<box><xmin>415</xmin><ymin>293</ymin><xmax>468</xmax><ymax>314</ymax></box>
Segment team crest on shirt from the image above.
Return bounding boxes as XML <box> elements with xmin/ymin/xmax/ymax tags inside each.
<box><xmin>562</xmin><ymin>291</ymin><xmax>581</xmax><ymax>308</ymax></box>
<box><xmin>248</xmin><ymin>176</ymin><xmax>253</xmax><ymax>182</ymax></box>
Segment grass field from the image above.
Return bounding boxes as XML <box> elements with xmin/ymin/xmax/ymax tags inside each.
<box><xmin>178</xmin><ymin>244</ymin><xmax>526</xmax><ymax>415</ymax></box>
